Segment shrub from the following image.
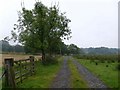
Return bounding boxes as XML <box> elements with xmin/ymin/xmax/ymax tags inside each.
<box><xmin>106</xmin><ymin>65</ymin><xmax>108</xmax><ymax>67</ymax></box>
<box><xmin>95</xmin><ymin>62</ymin><xmax>98</xmax><ymax>65</ymax></box>
<box><xmin>100</xmin><ymin>60</ymin><xmax>105</xmax><ymax>63</ymax></box>
<box><xmin>43</xmin><ymin>55</ymin><xmax>58</xmax><ymax>65</ymax></box>
<box><xmin>116</xmin><ymin>64</ymin><xmax>120</xmax><ymax>71</ymax></box>
<box><xmin>118</xmin><ymin>60</ymin><xmax>120</xmax><ymax>63</ymax></box>
<box><xmin>111</xmin><ymin>60</ymin><xmax>115</xmax><ymax>63</ymax></box>
<box><xmin>107</xmin><ymin>61</ymin><xmax>110</xmax><ymax>63</ymax></box>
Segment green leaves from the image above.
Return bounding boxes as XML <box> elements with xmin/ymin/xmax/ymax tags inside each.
<box><xmin>11</xmin><ymin>1</ymin><xmax>71</xmax><ymax>55</ymax></box>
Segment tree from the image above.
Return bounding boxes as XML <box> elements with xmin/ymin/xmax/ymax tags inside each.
<box><xmin>0</xmin><ymin>40</ymin><xmax>24</xmax><ymax>53</ymax></box>
<box><xmin>0</xmin><ymin>40</ymin><xmax>10</xmax><ymax>52</ymax></box>
<box><xmin>11</xmin><ymin>1</ymin><xmax>71</xmax><ymax>63</ymax></box>
<box><xmin>67</xmin><ymin>44</ymin><xmax>80</xmax><ymax>55</ymax></box>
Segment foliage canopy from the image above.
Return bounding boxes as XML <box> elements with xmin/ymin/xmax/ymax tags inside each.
<box><xmin>11</xmin><ymin>2</ymin><xmax>71</xmax><ymax>62</ymax></box>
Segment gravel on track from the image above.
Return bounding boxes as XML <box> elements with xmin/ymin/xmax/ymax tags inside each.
<box><xmin>72</xmin><ymin>59</ymin><xmax>107</xmax><ymax>88</ymax></box>
<box><xmin>50</xmin><ymin>56</ymin><xmax>108</xmax><ymax>89</ymax></box>
<box><xmin>50</xmin><ymin>56</ymin><xmax>71</xmax><ymax>88</ymax></box>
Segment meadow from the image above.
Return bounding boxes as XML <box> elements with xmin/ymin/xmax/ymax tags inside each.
<box><xmin>0</xmin><ymin>53</ymin><xmax>41</xmax><ymax>67</ymax></box>
<box><xmin>76</xmin><ymin>59</ymin><xmax>119</xmax><ymax>88</ymax></box>
<box><xmin>17</xmin><ymin>57</ymin><xmax>63</xmax><ymax>88</ymax></box>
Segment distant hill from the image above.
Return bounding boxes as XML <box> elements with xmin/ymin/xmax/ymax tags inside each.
<box><xmin>0</xmin><ymin>40</ymin><xmax>119</xmax><ymax>55</ymax></box>
<box><xmin>80</xmin><ymin>47</ymin><xmax>118</xmax><ymax>55</ymax></box>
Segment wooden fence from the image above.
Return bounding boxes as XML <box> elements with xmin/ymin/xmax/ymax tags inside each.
<box><xmin>3</xmin><ymin>56</ymin><xmax>38</xmax><ymax>88</ymax></box>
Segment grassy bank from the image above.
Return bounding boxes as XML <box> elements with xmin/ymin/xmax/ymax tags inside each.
<box><xmin>68</xmin><ymin>59</ymin><xmax>88</xmax><ymax>88</ymax></box>
<box><xmin>0</xmin><ymin>67</ymin><xmax>2</xmax><ymax>89</ymax></box>
<box><xmin>76</xmin><ymin>59</ymin><xmax>118</xmax><ymax>88</ymax></box>
<box><xmin>17</xmin><ymin>57</ymin><xmax>63</xmax><ymax>88</ymax></box>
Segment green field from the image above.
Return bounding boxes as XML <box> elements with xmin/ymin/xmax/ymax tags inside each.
<box><xmin>76</xmin><ymin>59</ymin><xmax>118</xmax><ymax>88</ymax></box>
<box><xmin>16</xmin><ymin>57</ymin><xmax>63</xmax><ymax>88</ymax></box>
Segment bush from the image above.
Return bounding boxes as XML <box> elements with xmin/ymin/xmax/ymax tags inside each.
<box><xmin>111</xmin><ymin>60</ymin><xmax>115</xmax><ymax>63</ymax></box>
<box><xmin>95</xmin><ymin>62</ymin><xmax>98</xmax><ymax>65</ymax></box>
<box><xmin>116</xmin><ymin>64</ymin><xmax>120</xmax><ymax>71</ymax></box>
<box><xmin>100</xmin><ymin>60</ymin><xmax>105</xmax><ymax>63</ymax></box>
<box><xmin>107</xmin><ymin>61</ymin><xmax>110</xmax><ymax>63</ymax></box>
<box><xmin>43</xmin><ymin>55</ymin><xmax>58</xmax><ymax>65</ymax></box>
<box><xmin>118</xmin><ymin>60</ymin><xmax>120</xmax><ymax>63</ymax></box>
<box><xmin>106</xmin><ymin>65</ymin><xmax>108</xmax><ymax>67</ymax></box>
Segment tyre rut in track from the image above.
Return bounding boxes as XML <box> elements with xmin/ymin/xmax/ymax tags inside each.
<box><xmin>50</xmin><ymin>56</ymin><xmax>71</xmax><ymax>88</ymax></box>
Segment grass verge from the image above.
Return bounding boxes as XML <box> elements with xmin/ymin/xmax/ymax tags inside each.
<box><xmin>76</xmin><ymin>59</ymin><xmax>118</xmax><ymax>88</ymax></box>
<box><xmin>0</xmin><ymin>67</ymin><xmax>2</xmax><ymax>89</ymax></box>
<box><xmin>68</xmin><ymin>59</ymin><xmax>88</xmax><ymax>88</ymax></box>
<box><xmin>17</xmin><ymin>56</ymin><xmax>63</xmax><ymax>88</ymax></box>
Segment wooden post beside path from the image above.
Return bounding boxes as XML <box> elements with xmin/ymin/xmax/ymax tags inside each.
<box><xmin>4</xmin><ymin>58</ymin><xmax>16</xmax><ymax>88</ymax></box>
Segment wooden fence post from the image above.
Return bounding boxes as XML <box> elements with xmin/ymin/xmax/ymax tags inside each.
<box><xmin>4</xmin><ymin>58</ymin><xmax>16</xmax><ymax>88</ymax></box>
<box><xmin>29</xmin><ymin>56</ymin><xmax>35</xmax><ymax>75</ymax></box>
<box><xmin>19</xmin><ymin>60</ymin><xmax>22</xmax><ymax>83</ymax></box>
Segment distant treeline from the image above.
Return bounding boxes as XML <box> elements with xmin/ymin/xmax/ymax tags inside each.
<box><xmin>81</xmin><ymin>47</ymin><xmax>118</xmax><ymax>55</ymax></box>
<box><xmin>0</xmin><ymin>40</ymin><xmax>119</xmax><ymax>55</ymax></box>
<box><xmin>74</xmin><ymin>54</ymin><xmax>119</xmax><ymax>61</ymax></box>
<box><xmin>0</xmin><ymin>40</ymin><xmax>24</xmax><ymax>53</ymax></box>
<box><xmin>0</xmin><ymin>40</ymin><xmax>80</xmax><ymax>55</ymax></box>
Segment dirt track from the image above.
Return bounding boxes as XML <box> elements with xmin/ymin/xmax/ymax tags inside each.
<box><xmin>50</xmin><ymin>56</ymin><xmax>71</xmax><ymax>88</ymax></box>
<box><xmin>51</xmin><ymin>56</ymin><xmax>107</xmax><ymax>88</ymax></box>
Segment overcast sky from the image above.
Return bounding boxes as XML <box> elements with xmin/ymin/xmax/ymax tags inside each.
<box><xmin>0</xmin><ymin>0</ymin><xmax>119</xmax><ymax>48</ymax></box>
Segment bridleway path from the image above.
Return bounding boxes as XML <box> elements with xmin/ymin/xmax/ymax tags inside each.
<box><xmin>51</xmin><ymin>56</ymin><xmax>107</xmax><ymax>89</ymax></box>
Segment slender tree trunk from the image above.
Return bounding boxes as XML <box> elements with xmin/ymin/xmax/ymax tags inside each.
<box><xmin>49</xmin><ymin>47</ymin><xmax>52</xmax><ymax>57</ymax></box>
<box><xmin>41</xmin><ymin>29</ymin><xmax>46</xmax><ymax>64</ymax></box>
<box><xmin>41</xmin><ymin>48</ymin><xmax>45</xmax><ymax>64</ymax></box>
<box><xmin>48</xmin><ymin>40</ymin><xmax>52</xmax><ymax>56</ymax></box>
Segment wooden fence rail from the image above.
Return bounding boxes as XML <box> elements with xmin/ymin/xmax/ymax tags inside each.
<box><xmin>4</xmin><ymin>56</ymin><xmax>37</xmax><ymax>88</ymax></box>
